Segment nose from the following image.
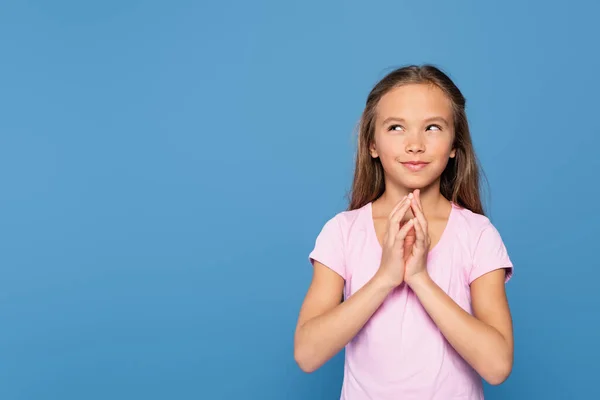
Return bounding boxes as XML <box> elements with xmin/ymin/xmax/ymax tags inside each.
<box><xmin>405</xmin><ymin>135</ymin><xmax>425</xmax><ymax>154</ymax></box>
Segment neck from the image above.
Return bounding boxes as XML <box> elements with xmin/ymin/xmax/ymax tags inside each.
<box><xmin>377</xmin><ymin>179</ymin><xmax>449</xmax><ymax>218</ymax></box>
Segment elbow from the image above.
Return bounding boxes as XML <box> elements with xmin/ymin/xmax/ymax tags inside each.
<box><xmin>295</xmin><ymin>359</ymin><xmax>318</xmax><ymax>374</ymax></box>
<box><xmin>482</xmin><ymin>358</ymin><xmax>513</xmax><ymax>386</ymax></box>
<box><xmin>294</xmin><ymin>343</ymin><xmax>321</xmax><ymax>373</ymax></box>
<box><xmin>294</xmin><ymin>351</ymin><xmax>317</xmax><ymax>374</ymax></box>
<box><xmin>485</xmin><ymin>371</ymin><xmax>510</xmax><ymax>386</ymax></box>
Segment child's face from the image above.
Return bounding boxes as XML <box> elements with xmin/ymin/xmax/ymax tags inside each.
<box><xmin>370</xmin><ymin>83</ymin><xmax>456</xmax><ymax>191</ymax></box>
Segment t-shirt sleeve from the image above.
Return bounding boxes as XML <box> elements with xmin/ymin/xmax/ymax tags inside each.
<box><xmin>308</xmin><ymin>215</ymin><xmax>346</xmax><ymax>280</ymax></box>
<box><xmin>469</xmin><ymin>222</ymin><xmax>513</xmax><ymax>285</ymax></box>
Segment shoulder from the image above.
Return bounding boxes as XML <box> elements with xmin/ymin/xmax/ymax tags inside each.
<box><xmin>316</xmin><ymin>203</ymin><xmax>369</xmax><ymax>238</ymax></box>
<box><xmin>452</xmin><ymin>204</ymin><xmax>493</xmax><ymax>232</ymax></box>
<box><xmin>309</xmin><ymin>203</ymin><xmax>371</xmax><ymax>258</ymax></box>
<box><xmin>334</xmin><ymin>205</ymin><xmax>367</xmax><ymax>232</ymax></box>
<box><xmin>450</xmin><ymin>204</ymin><xmax>509</xmax><ymax>258</ymax></box>
<box><xmin>450</xmin><ymin>203</ymin><xmax>501</xmax><ymax>244</ymax></box>
<box><xmin>451</xmin><ymin>204</ymin><xmax>513</xmax><ymax>283</ymax></box>
<box><xmin>308</xmin><ymin>204</ymin><xmax>369</xmax><ymax>280</ymax></box>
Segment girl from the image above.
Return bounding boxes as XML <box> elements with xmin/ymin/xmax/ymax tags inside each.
<box><xmin>294</xmin><ymin>65</ymin><xmax>514</xmax><ymax>399</ymax></box>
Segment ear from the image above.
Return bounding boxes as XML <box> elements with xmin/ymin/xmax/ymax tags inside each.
<box><xmin>369</xmin><ymin>141</ymin><xmax>379</xmax><ymax>158</ymax></box>
<box><xmin>450</xmin><ymin>148</ymin><xmax>456</xmax><ymax>158</ymax></box>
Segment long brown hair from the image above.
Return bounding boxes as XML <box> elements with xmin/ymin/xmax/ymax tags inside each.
<box><xmin>347</xmin><ymin>64</ymin><xmax>488</xmax><ymax>215</ymax></box>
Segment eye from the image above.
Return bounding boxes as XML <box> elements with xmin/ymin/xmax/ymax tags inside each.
<box><xmin>426</xmin><ymin>124</ymin><xmax>442</xmax><ymax>131</ymax></box>
<box><xmin>388</xmin><ymin>124</ymin><xmax>404</xmax><ymax>132</ymax></box>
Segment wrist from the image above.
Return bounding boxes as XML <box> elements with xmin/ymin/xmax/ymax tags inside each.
<box><xmin>371</xmin><ymin>272</ymin><xmax>400</xmax><ymax>293</ymax></box>
<box><xmin>405</xmin><ymin>271</ymin><xmax>431</xmax><ymax>289</ymax></box>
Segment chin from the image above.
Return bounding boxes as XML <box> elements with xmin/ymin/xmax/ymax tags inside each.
<box><xmin>397</xmin><ymin>176</ymin><xmax>435</xmax><ymax>189</ymax></box>
<box><xmin>396</xmin><ymin>176</ymin><xmax>435</xmax><ymax>190</ymax></box>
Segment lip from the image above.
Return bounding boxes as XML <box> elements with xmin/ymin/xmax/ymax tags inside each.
<box><xmin>401</xmin><ymin>161</ymin><xmax>429</xmax><ymax>172</ymax></box>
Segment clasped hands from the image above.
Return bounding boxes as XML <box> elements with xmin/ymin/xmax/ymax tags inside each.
<box><xmin>376</xmin><ymin>189</ymin><xmax>431</xmax><ymax>288</ymax></box>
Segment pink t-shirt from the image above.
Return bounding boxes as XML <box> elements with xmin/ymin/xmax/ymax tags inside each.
<box><xmin>308</xmin><ymin>201</ymin><xmax>513</xmax><ymax>400</ymax></box>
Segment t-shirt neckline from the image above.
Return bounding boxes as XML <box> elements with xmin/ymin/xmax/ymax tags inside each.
<box><xmin>366</xmin><ymin>200</ymin><xmax>456</xmax><ymax>257</ymax></box>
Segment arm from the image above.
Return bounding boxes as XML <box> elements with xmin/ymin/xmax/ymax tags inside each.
<box><xmin>293</xmin><ymin>261</ymin><xmax>395</xmax><ymax>373</ymax></box>
<box><xmin>405</xmin><ymin>191</ymin><xmax>513</xmax><ymax>385</ymax></box>
<box><xmin>407</xmin><ymin>269</ymin><xmax>514</xmax><ymax>385</ymax></box>
<box><xmin>296</xmin><ymin>196</ymin><xmax>415</xmax><ymax>373</ymax></box>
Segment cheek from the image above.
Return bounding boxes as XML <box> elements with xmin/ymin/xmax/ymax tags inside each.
<box><xmin>374</xmin><ymin>137</ymin><xmax>399</xmax><ymax>158</ymax></box>
<box><xmin>378</xmin><ymin>146</ymin><xmax>403</xmax><ymax>166</ymax></box>
<box><xmin>426</xmin><ymin>136</ymin><xmax>454</xmax><ymax>158</ymax></box>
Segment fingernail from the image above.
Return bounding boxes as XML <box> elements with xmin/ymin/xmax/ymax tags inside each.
<box><xmin>408</xmin><ymin>193</ymin><xmax>413</xmax><ymax>199</ymax></box>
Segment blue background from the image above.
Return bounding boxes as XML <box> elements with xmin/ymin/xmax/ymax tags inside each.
<box><xmin>1</xmin><ymin>1</ymin><xmax>599</xmax><ymax>399</ymax></box>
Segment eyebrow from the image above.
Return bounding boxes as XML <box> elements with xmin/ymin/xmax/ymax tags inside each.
<box><xmin>381</xmin><ymin>116</ymin><xmax>450</xmax><ymax>126</ymax></box>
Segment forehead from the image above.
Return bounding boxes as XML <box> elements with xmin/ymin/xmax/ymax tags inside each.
<box><xmin>376</xmin><ymin>83</ymin><xmax>453</xmax><ymax>122</ymax></box>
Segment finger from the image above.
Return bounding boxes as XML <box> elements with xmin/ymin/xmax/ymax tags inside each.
<box><xmin>410</xmin><ymin>198</ymin><xmax>428</xmax><ymax>232</ymax></box>
<box><xmin>387</xmin><ymin>198</ymin><xmax>412</xmax><ymax>245</ymax></box>
<box><xmin>412</xmin><ymin>190</ymin><xmax>425</xmax><ymax>222</ymax></box>
<box><xmin>410</xmin><ymin>190</ymin><xmax>423</xmax><ymax>213</ymax></box>
<box><xmin>393</xmin><ymin>198</ymin><xmax>413</xmax><ymax>227</ymax></box>
<box><xmin>381</xmin><ymin>196</ymin><xmax>407</xmax><ymax>247</ymax></box>
<box><xmin>394</xmin><ymin>218</ymin><xmax>414</xmax><ymax>245</ymax></box>
<box><xmin>403</xmin><ymin>225</ymin><xmax>416</xmax><ymax>259</ymax></box>
<box><xmin>388</xmin><ymin>196</ymin><xmax>412</xmax><ymax>225</ymax></box>
<box><xmin>387</xmin><ymin>195</ymin><xmax>407</xmax><ymax>219</ymax></box>
<box><xmin>413</xmin><ymin>217</ymin><xmax>426</xmax><ymax>249</ymax></box>
<box><xmin>414</xmin><ymin>189</ymin><xmax>423</xmax><ymax>210</ymax></box>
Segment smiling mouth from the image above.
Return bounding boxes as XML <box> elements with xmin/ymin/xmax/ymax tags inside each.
<box><xmin>401</xmin><ymin>162</ymin><xmax>429</xmax><ymax>172</ymax></box>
